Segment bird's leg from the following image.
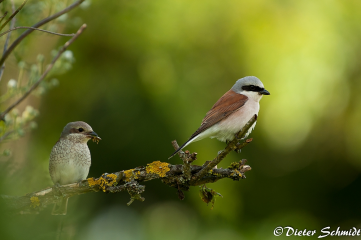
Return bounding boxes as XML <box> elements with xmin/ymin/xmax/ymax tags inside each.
<box><xmin>76</xmin><ymin>180</ymin><xmax>84</xmax><ymax>187</ymax></box>
<box><xmin>52</xmin><ymin>183</ymin><xmax>64</xmax><ymax>198</ymax></box>
<box><xmin>53</xmin><ymin>183</ymin><xmax>61</xmax><ymax>191</ymax></box>
<box><xmin>234</xmin><ymin>141</ymin><xmax>242</xmax><ymax>153</ymax></box>
<box><xmin>215</xmin><ymin>150</ymin><xmax>224</xmax><ymax>169</ymax></box>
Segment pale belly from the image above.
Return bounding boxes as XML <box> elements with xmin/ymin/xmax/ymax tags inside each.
<box><xmin>194</xmin><ymin>99</ymin><xmax>260</xmax><ymax>142</ymax></box>
<box><xmin>49</xmin><ymin>140</ymin><xmax>91</xmax><ymax>185</ymax></box>
<box><xmin>50</xmin><ymin>159</ymin><xmax>90</xmax><ymax>185</ymax></box>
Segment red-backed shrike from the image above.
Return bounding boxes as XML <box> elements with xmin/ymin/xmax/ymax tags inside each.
<box><xmin>169</xmin><ymin>76</ymin><xmax>270</xmax><ymax>159</ymax></box>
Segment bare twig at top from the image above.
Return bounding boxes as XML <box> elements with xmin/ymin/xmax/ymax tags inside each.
<box><xmin>0</xmin><ymin>0</ymin><xmax>17</xmax><ymax>82</ymax></box>
<box><xmin>0</xmin><ymin>0</ymin><xmax>28</xmax><ymax>32</ymax></box>
<box><xmin>0</xmin><ymin>0</ymin><xmax>85</xmax><ymax>68</ymax></box>
<box><xmin>0</xmin><ymin>24</ymin><xmax>87</xmax><ymax>121</ymax></box>
<box><xmin>0</xmin><ymin>26</ymin><xmax>75</xmax><ymax>38</ymax></box>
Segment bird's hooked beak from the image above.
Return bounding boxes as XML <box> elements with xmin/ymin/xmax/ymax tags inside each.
<box><xmin>259</xmin><ymin>89</ymin><xmax>270</xmax><ymax>95</ymax></box>
<box><xmin>86</xmin><ymin>131</ymin><xmax>102</xmax><ymax>142</ymax></box>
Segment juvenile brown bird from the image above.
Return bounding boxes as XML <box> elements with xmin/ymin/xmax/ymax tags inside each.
<box><xmin>49</xmin><ymin>121</ymin><xmax>100</xmax><ymax>215</ymax></box>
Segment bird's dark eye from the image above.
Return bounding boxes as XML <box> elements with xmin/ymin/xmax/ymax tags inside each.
<box><xmin>250</xmin><ymin>85</ymin><xmax>255</xmax><ymax>90</ymax></box>
<box><xmin>78</xmin><ymin>128</ymin><xmax>84</xmax><ymax>132</ymax></box>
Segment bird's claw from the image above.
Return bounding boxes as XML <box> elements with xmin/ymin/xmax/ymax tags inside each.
<box><xmin>77</xmin><ymin>180</ymin><xmax>83</xmax><ymax>187</ymax></box>
<box><xmin>235</xmin><ymin>148</ymin><xmax>241</xmax><ymax>154</ymax></box>
<box><xmin>53</xmin><ymin>183</ymin><xmax>64</xmax><ymax>197</ymax></box>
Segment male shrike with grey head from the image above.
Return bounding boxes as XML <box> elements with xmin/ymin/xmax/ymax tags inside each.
<box><xmin>169</xmin><ymin>76</ymin><xmax>270</xmax><ymax>159</ymax></box>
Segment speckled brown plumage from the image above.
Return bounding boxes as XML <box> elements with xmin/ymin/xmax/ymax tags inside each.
<box><xmin>49</xmin><ymin>121</ymin><xmax>100</xmax><ymax>215</ymax></box>
<box><xmin>49</xmin><ymin>137</ymin><xmax>91</xmax><ymax>185</ymax></box>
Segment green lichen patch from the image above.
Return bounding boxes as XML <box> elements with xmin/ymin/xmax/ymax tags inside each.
<box><xmin>30</xmin><ymin>196</ymin><xmax>40</xmax><ymax>208</ymax></box>
<box><xmin>231</xmin><ymin>170</ymin><xmax>243</xmax><ymax>177</ymax></box>
<box><xmin>228</xmin><ymin>161</ymin><xmax>241</xmax><ymax>170</ymax></box>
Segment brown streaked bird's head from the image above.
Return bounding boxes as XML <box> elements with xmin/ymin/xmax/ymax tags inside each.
<box><xmin>60</xmin><ymin>121</ymin><xmax>101</xmax><ymax>143</ymax></box>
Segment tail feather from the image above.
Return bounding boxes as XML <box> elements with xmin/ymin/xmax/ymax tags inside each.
<box><xmin>52</xmin><ymin>197</ymin><xmax>69</xmax><ymax>215</ymax></box>
<box><xmin>168</xmin><ymin>138</ymin><xmax>195</xmax><ymax>159</ymax></box>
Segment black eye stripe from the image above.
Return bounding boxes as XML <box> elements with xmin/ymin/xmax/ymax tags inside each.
<box><xmin>242</xmin><ymin>85</ymin><xmax>264</xmax><ymax>92</ymax></box>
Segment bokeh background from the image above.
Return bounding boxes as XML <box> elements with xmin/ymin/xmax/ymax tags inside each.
<box><xmin>1</xmin><ymin>0</ymin><xmax>361</xmax><ymax>239</ymax></box>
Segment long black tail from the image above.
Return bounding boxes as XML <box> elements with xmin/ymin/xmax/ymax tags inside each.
<box><xmin>168</xmin><ymin>138</ymin><xmax>193</xmax><ymax>159</ymax></box>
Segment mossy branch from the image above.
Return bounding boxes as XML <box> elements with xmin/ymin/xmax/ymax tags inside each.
<box><xmin>0</xmin><ymin>159</ymin><xmax>251</xmax><ymax>214</ymax></box>
<box><xmin>0</xmin><ymin>115</ymin><xmax>257</xmax><ymax>214</ymax></box>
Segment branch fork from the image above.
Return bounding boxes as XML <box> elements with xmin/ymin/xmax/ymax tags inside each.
<box><xmin>188</xmin><ymin>114</ymin><xmax>257</xmax><ymax>184</ymax></box>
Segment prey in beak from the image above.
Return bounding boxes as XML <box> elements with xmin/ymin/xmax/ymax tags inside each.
<box><xmin>86</xmin><ymin>131</ymin><xmax>101</xmax><ymax>144</ymax></box>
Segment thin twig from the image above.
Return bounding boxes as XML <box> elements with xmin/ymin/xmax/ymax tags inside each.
<box><xmin>0</xmin><ymin>26</ymin><xmax>75</xmax><ymax>38</ymax></box>
<box><xmin>0</xmin><ymin>0</ymin><xmax>27</xmax><ymax>32</ymax></box>
<box><xmin>0</xmin><ymin>130</ymin><xmax>14</xmax><ymax>142</ymax></box>
<box><xmin>189</xmin><ymin>114</ymin><xmax>257</xmax><ymax>184</ymax></box>
<box><xmin>0</xmin><ymin>0</ymin><xmax>85</xmax><ymax>68</ymax></box>
<box><xmin>0</xmin><ymin>11</ymin><xmax>8</xmax><ymax>26</ymax></box>
<box><xmin>171</xmin><ymin>140</ymin><xmax>186</xmax><ymax>160</ymax></box>
<box><xmin>171</xmin><ymin>140</ymin><xmax>194</xmax><ymax>181</ymax></box>
<box><xmin>0</xmin><ymin>24</ymin><xmax>87</xmax><ymax>121</ymax></box>
<box><xmin>0</xmin><ymin>0</ymin><xmax>16</xmax><ymax>82</ymax></box>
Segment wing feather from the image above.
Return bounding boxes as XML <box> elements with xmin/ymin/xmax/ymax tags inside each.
<box><xmin>190</xmin><ymin>90</ymin><xmax>248</xmax><ymax>139</ymax></box>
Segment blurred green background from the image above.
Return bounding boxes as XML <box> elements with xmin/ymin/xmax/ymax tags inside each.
<box><xmin>1</xmin><ymin>0</ymin><xmax>361</xmax><ymax>239</ymax></box>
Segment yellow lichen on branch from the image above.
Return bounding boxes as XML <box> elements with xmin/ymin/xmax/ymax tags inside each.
<box><xmin>146</xmin><ymin>161</ymin><xmax>170</xmax><ymax>177</ymax></box>
<box><xmin>232</xmin><ymin>170</ymin><xmax>243</xmax><ymax>177</ymax></box>
<box><xmin>30</xmin><ymin>196</ymin><xmax>40</xmax><ymax>208</ymax></box>
<box><xmin>87</xmin><ymin>177</ymin><xmax>98</xmax><ymax>187</ymax></box>
<box><xmin>123</xmin><ymin>169</ymin><xmax>140</xmax><ymax>182</ymax></box>
<box><xmin>124</xmin><ymin>169</ymin><xmax>134</xmax><ymax>181</ymax></box>
<box><xmin>87</xmin><ymin>173</ymin><xmax>117</xmax><ymax>192</ymax></box>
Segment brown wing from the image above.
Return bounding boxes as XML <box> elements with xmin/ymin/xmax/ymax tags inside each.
<box><xmin>168</xmin><ymin>90</ymin><xmax>248</xmax><ymax>159</ymax></box>
<box><xmin>189</xmin><ymin>89</ymin><xmax>248</xmax><ymax>139</ymax></box>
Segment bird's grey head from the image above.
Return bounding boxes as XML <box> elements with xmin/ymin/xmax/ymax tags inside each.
<box><xmin>231</xmin><ymin>76</ymin><xmax>270</xmax><ymax>101</ymax></box>
<box><xmin>60</xmin><ymin>121</ymin><xmax>99</xmax><ymax>143</ymax></box>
